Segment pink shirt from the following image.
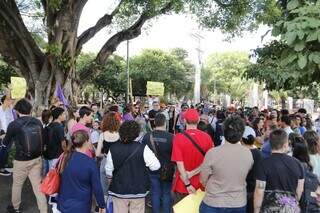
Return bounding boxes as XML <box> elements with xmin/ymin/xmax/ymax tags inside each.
<box><xmin>70</xmin><ymin>122</ymin><xmax>90</xmax><ymax>135</ymax></box>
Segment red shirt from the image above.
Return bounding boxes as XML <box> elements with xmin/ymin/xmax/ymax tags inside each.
<box><xmin>171</xmin><ymin>129</ymin><xmax>213</xmax><ymax>194</ymax></box>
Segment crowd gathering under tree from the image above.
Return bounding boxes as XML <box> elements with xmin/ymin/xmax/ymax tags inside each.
<box><xmin>0</xmin><ymin>94</ymin><xmax>320</xmax><ymax>213</ymax></box>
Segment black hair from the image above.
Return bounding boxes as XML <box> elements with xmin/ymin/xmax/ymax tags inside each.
<box><xmin>292</xmin><ymin>136</ymin><xmax>312</xmax><ymax>170</ymax></box>
<box><xmin>14</xmin><ymin>98</ymin><xmax>32</xmax><ymax>115</ymax></box>
<box><xmin>51</xmin><ymin>107</ymin><xmax>65</xmax><ymax>120</ymax></box>
<box><xmin>119</xmin><ymin>121</ymin><xmax>141</xmax><ymax>143</ymax></box>
<box><xmin>252</xmin><ymin>118</ymin><xmax>262</xmax><ymax>130</ymax></box>
<box><xmin>269</xmin><ymin>129</ymin><xmax>288</xmax><ymax>150</ymax></box>
<box><xmin>281</xmin><ymin>115</ymin><xmax>291</xmax><ymax>126</ymax></box>
<box><xmin>155</xmin><ymin>113</ymin><xmax>166</xmax><ymax>127</ymax></box>
<box><xmin>223</xmin><ymin>115</ymin><xmax>245</xmax><ymax>144</ymax></box>
<box><xmin>216</xmin><ymin>110</ymin><xmax>226</xmax><ymax>120</ymax></box>
<box><xmin>298</xmin><ymin>108</ymin><xmax>307</xmax><ymax>114</ymax></box>
<box><xmin>242</xmin><ymin>135</ymin><xmax>255</xmax><ymax>145</ymax></box>
<box><xmin>281</xmin><ymin>109</ymin><xmax>289</xmax><ymax>116</ymax></box>
<box><xmin>303</xmin><ymin>130</ymin><xmax>319</xmax><ymax>155</ymax></box>
<box><xmin>197</xmin><ymin>121</ymin><xmax>207</xmax><ymax>132</ymax></box>
<box><xmin>41</xmin><ymin>109</ymin><xmax>51</xmax><ymax>125</ymax></box>
<box><xmin>1</xmin><ymin>95</ymin><xmax>6</xmax><ymax>104</ymax></box>
<box><xmin>79</xmin><ymin>106</ymin><xmax>93</xmax><ymax>118</ymax></box>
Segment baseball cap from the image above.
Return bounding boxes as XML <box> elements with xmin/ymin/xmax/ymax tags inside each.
<box><xmin>184</xmin><ymin>109</ymin><xmax>200</xmax><ymax>122</ymax></box>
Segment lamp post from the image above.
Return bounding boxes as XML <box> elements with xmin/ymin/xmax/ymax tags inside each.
<box><xmin>126</xmin><ymin>40</ymin><xmax>130</xmax><ymax>104</ymax></box>
<box><xmin>191</xmin><ymin>32</ymin><xmax>204</xmax><ymax>104</ymax></box>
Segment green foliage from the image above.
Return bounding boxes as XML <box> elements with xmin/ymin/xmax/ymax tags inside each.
<box><xmin>130</xmin><ymin>48</ymin><xmax>194</xmax><ymax>97</ymax></box>
<box><xmin>77</xmin><ymin>53</ymin><xmax>126</xmax><ymax>97</ymax></box>
<box><xmin>202</xmin><ymin>52</ymin><xmax>252</xmax><ymax>101</ymax></box>
<box><xmin>0</xmin><ymin>58</ymin><xmax>17</xmax><ymax>87</ymax></box>
<box><xmin>245</xmin><ymin>0</ymin><xmax>320</xmax><ymax>100</ymax></box>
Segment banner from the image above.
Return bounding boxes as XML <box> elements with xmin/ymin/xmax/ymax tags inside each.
<box><xmin>11</xmin><ymin>77</ymin><xmax>27</xmax><ymax>99</ymax></box>
<box><xmin>173</xmin><ymin>189</ymin><xmax>205</xmax><ymax>213</ymax></box>
<box><xmin>147</xmin><ymin>81</ymin><xmax>164</xmax><ymax>96</ymax></box>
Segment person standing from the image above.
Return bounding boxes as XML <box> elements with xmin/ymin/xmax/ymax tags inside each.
<box><xmin>3</xmin><ymin>99</ymin><xmax>47</xmax><ymax>213</ymax></box>
<box><xmin>148</xmin><ymin>101</ymin><xmax>161</xmax><ymax>130</ymax></box>
<box><xmin>0</xmin><ymin>95</ymin><xmax>15</xmax><ymax>176</ymax></box>
<box><xmin>254</xmin><ymin>129</ymin><xmax>305</xmax><ymax>213</ymax></box>
<box><xmin>44</xmin><ymin>107</ymin><xmax>67</xmax><ymax>169</ymax></box>
<box><xmin>200</xmin><ymin>115</ymin><xmax>253</xmax><ymax>213</ymax></box>
<box><xmin>303</xmin><ymin>131</ymin><xmax>320</xmax><ymax>179</ymax></box>
<box><xmin>70</xmin><ymin>106</ymin><xmax>93</xmax><ymax>135</ymax></box>
<box><xmin>280</xmin><ymin>115</ymin><xmax>294</xmax><ymax>136</ymax></box>
<box><xmin>105</xmin><ymin>121</ymin><xmax>160</xmax><ymax>213</ymax></box>
<box><xmin>143</xmin><ymin>113</ymin><xmax>174</xmax><ymax>213</ymax></box>
<box><xmin>171</xmin><ymin>109</ymin><xmax>213</xmax><ymax>199</ymax></box>
<box><xmin>95</xmin><ymin>112</ymin><xmax>120</xmax><ymax>200</ymax></box>
<box><xmin>57</xmin><ymin>130</ymin><xmax>105</xmax><ymax>213</ymax></box>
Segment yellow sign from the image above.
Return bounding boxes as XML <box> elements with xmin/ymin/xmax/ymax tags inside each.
<box><xmin>11</xmin><ymin>77</ymin><xmax>27</xmax><ymax>99</ymax></box>
<box><xmin>173</xmin><ymin>189</ymin><xmax>205</xmax><ymax>213</ymax></box>
<box><xmin>147</xmin><ymin>81</ymin><xmax>164</xmax><ymax>96</ymax></box>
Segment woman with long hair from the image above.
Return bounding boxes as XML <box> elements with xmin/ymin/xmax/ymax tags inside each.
<box><xmin>303</xmin><ymin>131</ymin><xmax>320</xmax><ymax>178</ymax></box>
<box><xmin>96</xmin><ymin>112</ymin><xmax>121</xmax><ymax>199</ymax></box>
<box><xmin>57</xmin><ymin>130</ymin><xmax>105</xmax><ymax>213</ymax></box>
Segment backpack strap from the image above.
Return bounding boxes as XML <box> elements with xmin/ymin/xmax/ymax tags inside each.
<box><xmin>181</xmin><ymin>132</ymin><xmax>206</xmax><ymax>156</ymax></box>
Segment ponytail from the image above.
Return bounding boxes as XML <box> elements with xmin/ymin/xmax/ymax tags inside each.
<box><xmin>60</xmin><ymin>142</ymin><xmax>74</xmax><ymax>173</ymax></box>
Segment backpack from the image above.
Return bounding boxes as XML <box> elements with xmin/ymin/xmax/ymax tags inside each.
<box><xmin>214</xmin><ymin>120</ymin><xmax>223</xmax><ymax>147</ymax></box>
<box><xmin>42</xmin><ymin>124</ymin><xmax>52</xmax><ymax>159</ymax></box>
<box><xmin>300</xmin><ymin>163</ymin><xmax>319</xmax><ymax>213</ymax></box>
<box><xmin>19</xmin><ymin>118</ymin><xmax>43</xmax><ymax>158</ymax></box>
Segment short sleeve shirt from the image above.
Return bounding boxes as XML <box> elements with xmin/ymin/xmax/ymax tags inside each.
<box><xmin>171</xmin><ymin>129</ymin><xmax>213</xmax><ymax>194</ymax></box>
<box><xmin>256</xmin><ymin>153</ymin><xmax>304</xmax><ymax>194</ymax></box>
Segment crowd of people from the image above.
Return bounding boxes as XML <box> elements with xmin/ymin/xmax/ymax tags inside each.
<box><xmin>0</xmin><ymin>96</ymin><xmax>320</xmax><ymax>213</ymax></box>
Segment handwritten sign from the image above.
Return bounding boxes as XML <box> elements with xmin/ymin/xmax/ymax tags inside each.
<box><xmin>11</xmin><ymin>77</ymin><xmax>27</xmax><ymax>99</ymax></box>
<box><xmin>147</xmin><ymin>81</ymin><xmax>164</xmax><ymax>96</ymax></box>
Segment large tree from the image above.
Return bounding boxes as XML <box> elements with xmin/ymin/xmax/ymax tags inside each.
<box><xmin>0</xmin><ymin>0</ymin><xmax>276</xmax><ymax>112</ymax></box>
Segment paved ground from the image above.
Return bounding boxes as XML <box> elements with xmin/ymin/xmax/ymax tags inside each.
<box><xmin>0</xmin><ymin>175</ymin><xmax>153</xmax><ymax>213</ymax></box>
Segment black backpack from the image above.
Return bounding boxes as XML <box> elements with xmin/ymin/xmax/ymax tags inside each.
<box><xmin>19</xmin><ymin>118</ymin><xmax>43</xmax><ymax>158</ymax></box>
<box><xmin>42</xmin><ymin>123</ymin><xmax>52</xmax><ymax>159</ymax></box>
<box><xmin>300</xmin><ymin>163</ymin><xmax>319</xmax><ymax>213</ymax></box>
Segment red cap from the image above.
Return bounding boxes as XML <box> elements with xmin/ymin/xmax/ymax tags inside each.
<box><xmin>184</xmin><ymin>109</ymin><xmax>199</xmax><ymax>122</ymax></box>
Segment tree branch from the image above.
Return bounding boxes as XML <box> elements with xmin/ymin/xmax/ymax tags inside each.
<box><xmin>0</xmin><ymin>0</ymin><xmax>45</xmax><ymax>79</ymax></box>
<box><xmin>79</xmin><ymin>1</ymin><xmax>174</xmax><ymax>82</ymax></box>
<box><xmin>76</xmin><ymin>0</ymin><xmax>125</xmax><ymax>54</ymax></box>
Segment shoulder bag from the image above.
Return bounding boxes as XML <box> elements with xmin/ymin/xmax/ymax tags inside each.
<box><xmin>181</xmin><ymin>131</ymin><xmax>205</xmax><ymax>156</ymax></box>
<box><xmin>150</xmin><ymin>133</ymin><xmax>175</xmax><ymax>182</ymax></box>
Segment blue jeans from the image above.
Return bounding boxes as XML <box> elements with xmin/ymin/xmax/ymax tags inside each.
<box><xmin>199</xmin><ymin>202</ymin><xmax>246</xmax><ymax>213</ymax></box>
<box><xmin>150</xmin><ymin>174</ymin><xmax>172</xmax><ymax>213</ymax></box>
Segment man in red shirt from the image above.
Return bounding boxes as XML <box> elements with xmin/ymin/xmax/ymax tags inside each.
<box><xmin>171</xmin><ymin>108</ymin><xmax>213</xmax><ymax>198</ymax></box>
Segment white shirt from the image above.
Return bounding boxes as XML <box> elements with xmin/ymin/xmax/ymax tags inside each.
<box><xmin>0</xmin><ymin>106</ymin><xmax>14</xmax><ymax>132</ymax></box>
<box><xmin>283</xmin><ymin>126</ymin><xmax>294</xmax><ymax>136</ymax></box>
<box><xmin>105</xmin><ymin>145</ymin><xmax>160</xmax><ymax>177</ymax></box>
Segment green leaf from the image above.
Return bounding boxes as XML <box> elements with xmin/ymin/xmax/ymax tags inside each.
<box><xmin>309</xmin><ymin>52</ymin><xmax>320</xmax><ymax>64</ymax></box>
<box><xmin>287</xmin><ymin>0</ymin><xmax>300</xmax><ymax>10</ymax></box>
<box><xmin>298</xmin><ymin>54</ymin><xmax>307</xmax><ymax>69</ymax></box>
<box><xmin>306</xmin><ymin>31</ymin><xmax>318</xmax><ymax>42</ymax></box>
<box><xmin>272</xmin><ymin>27</ymin><xmax>281</xmax><ymax>36</ymax></box>
<box><xmin>294</xmin><ymin>41</ymin><xmax>305</xmax><ymax>51</ymax></box>
<box><xmin>285</xmin><ymin>32</ymin><xmax>297</xmax><ymax>45</ymax></box>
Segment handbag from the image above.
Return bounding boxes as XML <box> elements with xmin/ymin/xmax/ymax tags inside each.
<box><xmin>181</xmin><ymin>132</ymin><xmax>205</xmax><ymax>156</ymax></box>
<box><xmin>40</xmin><ymin>155</ymin><xmax>63</xmax><ymax>195</ymax></box>
<box><xmin>150</xmin><ymin>134</ymin><xmax>175</xmax><ymax>182</ymax></box>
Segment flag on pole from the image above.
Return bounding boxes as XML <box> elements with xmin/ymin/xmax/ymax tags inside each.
<box><xmin>55</xmin><ymin>82</ymin><xmax>69</xmax><ymax>107</ymax></box>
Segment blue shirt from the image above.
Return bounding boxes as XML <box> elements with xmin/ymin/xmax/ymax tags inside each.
<box><xmin>58</xmin><ymin>152</ymin><xmax>105</xmax><ymax>213</ymax></box>
<box><xmin>261</xmin><ymin>140</ymin><xmax>272</xmax><ymax>159</ymax></box>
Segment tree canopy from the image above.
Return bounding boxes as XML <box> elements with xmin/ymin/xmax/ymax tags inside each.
<box><xmin>202</xmin><ymin>52</ymin><xmax>253</xmax><ymax>103</ymax></box>
<box><xmin>0</xmin><ymin>0</ymin><xmax>283</xmax><ymax>110</ymax></box>
<box><xmin>245</xmin><ymin>0</ymin><xmax>320</xmax><ymax>97</ymax></box>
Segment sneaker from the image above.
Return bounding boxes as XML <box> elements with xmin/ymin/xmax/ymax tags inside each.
<box><xmin>0</xmin><ymin>169</ymin><xmax>12</xmax><ymax>176</ymax></box>
<box><xmin>7</xmin><ymin>205</ymin><xmax>21</xmax><ymax>213</ymax></box>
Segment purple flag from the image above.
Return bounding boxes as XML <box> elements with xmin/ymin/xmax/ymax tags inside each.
<box><xmin>55</xmin><ymin>82</ymin><xmax>69</xmax><ymax>107</ymax></box>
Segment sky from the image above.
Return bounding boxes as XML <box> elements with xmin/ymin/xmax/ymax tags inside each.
<box><xmin>78</xmin><ymin>0</ymin><xmax>274</xmax><ymax>64</ymax></box>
